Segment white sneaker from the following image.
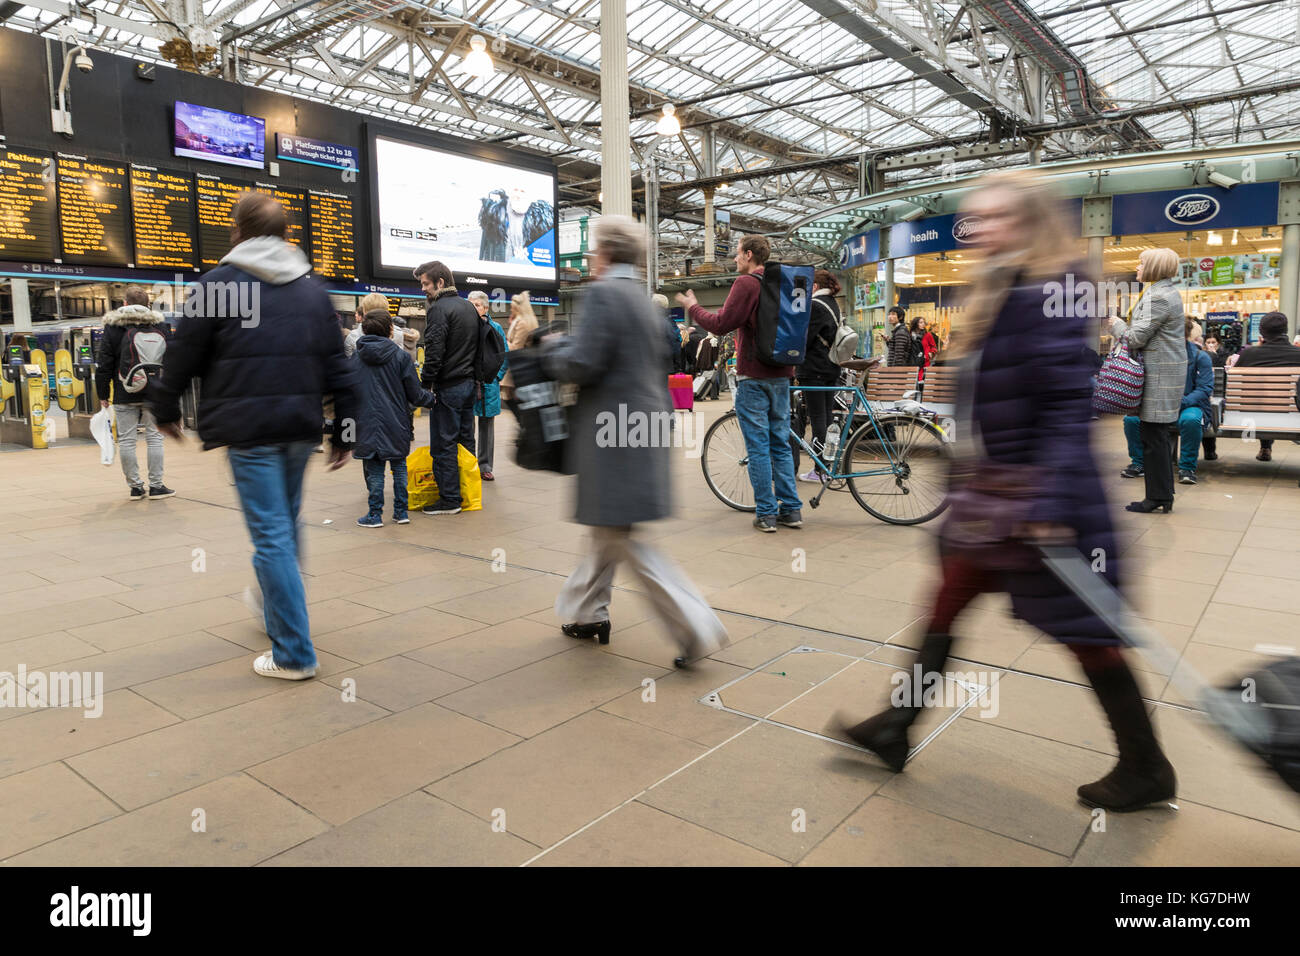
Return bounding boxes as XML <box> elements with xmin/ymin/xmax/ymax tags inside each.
<box><xmin>253</xmin><ymin>652</ymin><xmax>317</xmax><ymax>680</ymax></box>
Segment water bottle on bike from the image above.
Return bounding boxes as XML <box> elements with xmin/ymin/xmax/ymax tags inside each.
<box><xmin>823</xmin><ymin>420</ymin><xmax>841</xmax><ymax>465</ymax></box>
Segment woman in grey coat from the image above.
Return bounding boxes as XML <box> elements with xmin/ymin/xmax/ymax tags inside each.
<box><xmin>1124</xmin><ymin>248</ymin><xmax>1187</xmax><ymax>513</ymax></box>
<box><xmin>542</xmin><ymin>216</ymin><xmax>729</xmax><ymax>667</ymax></box>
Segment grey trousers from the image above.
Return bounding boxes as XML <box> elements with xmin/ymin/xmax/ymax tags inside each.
<box><xmin>114</xmin><ymin>404</ymin><xmax>163</xmax><ymax>489</ymax></box>
<box><xmin>555</xmin><ymin>526</ymin><xmax>729</xmax><ymax>658</ymax></box>
<box><xmin>477</xmin><ymin>416</ymin><xmax>494</xmax><ymax>473</ymax></box>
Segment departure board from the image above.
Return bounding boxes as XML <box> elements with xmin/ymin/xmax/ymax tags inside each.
<box><xmin>253</xmin><ymin>183</ymin><xmax>307</xmax><ymax>252</ymax></box>
<box><xmin>308</xmin><ymin>189</ymin><xmax>356</xmax><ymax>280</ymax></box>
<box><xmin>56</xmin><ymin>153</ymin><xmax>130</xmax><ymax>266</ymax></box>
<box><xmin>130</xmin><ymin>165</ymin><xmax>197</xmax><ymax>270</ymax></box>
<box><xmin>0</xmin><ymin>147</ymin><xmax>57</xmax><ymax>262</ymax></box>
<box><xmin>195</xmin><ymin>173</ymin><xmax>246</xmax><ymax>269</ymax></box>
<box><xmin>195</xmin><ymin>174</ymin><xmax>308</xmax><ymax>269</ymax></box>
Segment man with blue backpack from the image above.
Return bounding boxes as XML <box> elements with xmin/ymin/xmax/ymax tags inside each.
<box><xmin>678</xmin><ymin>235</ymin><xmax>808</xmax><ymax>532</ymax></box>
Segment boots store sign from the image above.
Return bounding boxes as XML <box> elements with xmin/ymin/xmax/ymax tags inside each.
<box><xmin>1111</xmin><ymin>182</ymin><xmax>1279</xmax><ymax>235</ymax></box>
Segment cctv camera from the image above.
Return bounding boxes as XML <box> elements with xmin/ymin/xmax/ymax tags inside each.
<box><xmin>1207</xmin><ymin>170</ymin><xmax>1238</xmax><ymax>190</ymax></box>
<box><xmin>75</xmin><ymin>52</ymin><xmax>93</xmax><ymax>73</ymax></box>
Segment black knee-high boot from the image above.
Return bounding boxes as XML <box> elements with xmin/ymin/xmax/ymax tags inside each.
<box><xmin>839</xmin><ymin>632</ymin><xmax>954</xmax><ymax>772</ymax></box>
<box><xmin>1076</xmin><ymin>653</ymin><xmax>1177</xmax><ymax>811</ymax></box>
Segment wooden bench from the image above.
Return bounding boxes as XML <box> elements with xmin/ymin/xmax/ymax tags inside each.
<box><xmin>1213</xmin><ymin>366</ymin><xmax>1300</xmax><ymax>441</ymax></box>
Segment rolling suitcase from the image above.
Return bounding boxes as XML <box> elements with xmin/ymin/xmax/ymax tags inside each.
<box><xmin>1038</xmin><ymin>545</ymin><xmax>1300</xmax><ymax>796</ymax></box>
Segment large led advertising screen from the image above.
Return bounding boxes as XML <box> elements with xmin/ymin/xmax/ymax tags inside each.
<box><xmin>369</xmin><ymin>130</ymin><xmax>557</xmax><ymax>287</ymax></box>
<box><xmin>174</xmin><ymin>101</ymin><xmax>266</xmax><ymax>171</ymax></box>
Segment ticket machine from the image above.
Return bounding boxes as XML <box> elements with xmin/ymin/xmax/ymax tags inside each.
<box><xmin>0</xmin><ymin>338</ymin><xmax>50</xmax><ymax>448</ymax></box>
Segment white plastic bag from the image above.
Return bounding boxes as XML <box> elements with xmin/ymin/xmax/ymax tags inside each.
<box><xmin>90</xmin><ymin>407</ymin><xmax>114</xmax><ymax>466</ymax></box>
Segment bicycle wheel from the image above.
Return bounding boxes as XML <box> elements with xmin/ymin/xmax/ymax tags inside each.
<box><xmin>700</xmin><ymin>411</ymin><xmax>756</xmax><ymax>512</ymax></box>
<box><xmin>844</xmin><ymin>414</ymin><xmax>950</xmax><ymax>525</ymax></box>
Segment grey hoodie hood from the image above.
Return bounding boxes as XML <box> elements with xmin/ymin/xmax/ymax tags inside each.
<box><xmin>103</xmin><ymin>303</ymin><xmax>166</xmax><ymax>327</ymax></box>
<box><xmin>221</xmin><ymin>235</ymin><xmax>311</xmax><ymax>285</ymax></box>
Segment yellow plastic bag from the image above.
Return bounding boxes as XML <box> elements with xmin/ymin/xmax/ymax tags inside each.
<box><xmin>406</xmin><ymin>444</ymin><xmax>482</xmax><ymax>512</ymax></box>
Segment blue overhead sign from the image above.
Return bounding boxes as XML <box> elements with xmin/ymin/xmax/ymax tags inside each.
<box><xmin>1112</xmin><ymin>182</ymin><xmax>1279</xmax><ymax>235</ymax></box>
<box><xmin>275</xmin><ymin>133</ymin><xmax>360</xmax><ymax>172</ymax></box>
<box><xmin>838</xmin><ymin>229</ymin><xmax>880</xmax><ymax>269</ymax></box>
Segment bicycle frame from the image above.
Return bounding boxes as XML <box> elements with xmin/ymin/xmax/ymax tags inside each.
<box><xmin>790</xmin><ymin>383</ymin><xmax>905</xmax><ymax>480</ymax></box>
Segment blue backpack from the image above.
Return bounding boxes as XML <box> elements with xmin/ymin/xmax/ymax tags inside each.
<box><xmin>755</xmin><ymin>263</ymin><xmax>814</xmax><ymax>367</ymax></box>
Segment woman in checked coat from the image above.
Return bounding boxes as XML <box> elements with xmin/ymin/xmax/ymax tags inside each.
<box><xmin>1123</xmin><ymin>249</ymin><xmax>1188</xmax><ymax>513</ymax></box>
<box><xmin>835</xmin><ymin>171</ymin><xmax>1176</xmax><ymax>814</ymax></box>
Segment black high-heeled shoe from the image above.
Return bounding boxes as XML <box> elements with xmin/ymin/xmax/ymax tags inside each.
<box><xmin>561</xmin><ymin>621</ymin><xmax>611</xmax><ymax>644</ymax></box>
<box><xmin>1125</xmin><ymin>499</ymin><xmax>1173</xmax><ymax>514</ymax></box>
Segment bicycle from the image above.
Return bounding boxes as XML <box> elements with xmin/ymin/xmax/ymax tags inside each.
<box><xmin>699</xmin><ymin>359</ymin><xmax>951</xmax><ymax>525</ymax></box>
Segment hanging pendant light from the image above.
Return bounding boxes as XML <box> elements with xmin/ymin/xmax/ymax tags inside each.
<box><xmin>656</xmin><ymin>103</ymin><xmax>681</xmax><ymax>137</ymax></box>
<box><xmin>463</xmin><ymin>35</ymin><xmax>494</xmax><ymax>79</ymax></box>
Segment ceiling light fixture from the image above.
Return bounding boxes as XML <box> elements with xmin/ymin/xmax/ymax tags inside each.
<box><xmin>462</xmin><ymin>35</ymin><xmax>494</xmax><ymax>79</ymax></box>
<box><xmin>1206</xmin><ymin>231</ymin><xmax>1223</xmax><ymax>246</ymax></box>
<box><xmin>656</xmin><ymin>103</ymin><xmax>681</xmax><ymax>137</ymax></box>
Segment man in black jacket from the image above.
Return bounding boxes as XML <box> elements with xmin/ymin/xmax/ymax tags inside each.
<box><xmin>153</xmin><ymin>192</ymin><xmax>357</xmax><ymax>681</ymax></box>
<box><xmin>1229</xmin><ymin>311</ymin><xmax>1300</xmax><ymax>461</ymax></box>
<box><xmin>415</xmin><ymin>260</ymin><xmax>479</xmax><ymax>515</ymax></box>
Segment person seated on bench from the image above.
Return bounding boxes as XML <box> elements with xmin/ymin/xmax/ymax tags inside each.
<box><xmin>1224</xmin><ymin>311</ymin><xmax>1300</xmax><ymax>462</ymax></box>
<box><xmin>1122</xmin><ymin>317</ymin><xmax>1212</xmax><ymax>485</ymax></box>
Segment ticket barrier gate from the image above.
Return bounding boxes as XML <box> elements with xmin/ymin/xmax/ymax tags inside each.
<box><xmin>53</xmin><ymin>328</ymin><xmax>99</xmax><ymax>439</ymax></box>
<box><xmin>1</xmin><ymin>341</ymin><xmax>52</xmax><ymax>448</ymax></box>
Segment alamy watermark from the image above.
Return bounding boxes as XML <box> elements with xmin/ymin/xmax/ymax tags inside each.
<box><xmin>0</xmin><ymin>666</ymin><xmax>104</xmax><ymax>718</ymax></box>
<box><xmin>595</xmin><ymin>404</ymin><xmax>707</xmax><ymax>458</ymax></box>
<box><xmin>1042</xmin><ymin>274</ymin><xmax>1146</xmax><ymax>320</ymax></box>
<box><xmin>890</xmin><ymin>664</ymin><xmax>1000</xmax><ymax>718</ymax></box>
<box><xmin>144</xmin><ymin>275</ymin><xmax>262</xmax><ymax>328</ymax></box>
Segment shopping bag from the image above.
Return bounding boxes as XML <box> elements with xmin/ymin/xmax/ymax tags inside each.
<box><xmin>90</xmin><ymin>407</ymin><xmax>114</xmax><ymax>466</ymax></box>
<box><xmin>405</xmin><ymin>444</ymin><xmax>483</xmax><ymax>511</ymax></box>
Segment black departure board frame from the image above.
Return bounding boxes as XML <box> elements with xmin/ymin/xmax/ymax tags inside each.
<box><xmin>0</xmin><ymin>146</ymin><xmax>58</xmax><ymax>263</ymax></box>
<box><xmin>307</xmin><ymin>188</ymin><xmax>357</xmax><ymax>281</ymax></box>
<box><xmin>129</xmin><ymin>163</ymin><xmax>199</xmax><ymax>272</ymax></box>
<box><xmin>55</xmin><ymin>152</ymin><xmax>131</xmax><ymax>267</ymax></box>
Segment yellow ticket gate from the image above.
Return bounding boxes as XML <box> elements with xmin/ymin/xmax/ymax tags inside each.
<box><xmin>54</xmin><ymin>330</ymin><xmax>98</xmax><ymax>438</ymax></box>
<box><xmin>1</xmin><ymin>343</ymin><xmax>51</xmax><ymax>448</ymax></box>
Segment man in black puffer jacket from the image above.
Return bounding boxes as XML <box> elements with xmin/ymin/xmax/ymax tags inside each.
<box><xmin>153</xmin><ymin>192</ymin><xmax>357</xmax><ymax>682</ymax></box>
<box><xmin>886</xmin><ymin>306</ymin><xmax>911</xmax><ymax>366</ymax></box>
<box><xmin>415</xmin><ymin>260</ymin><xmax>480</xmax><ymax>516</ymax></box>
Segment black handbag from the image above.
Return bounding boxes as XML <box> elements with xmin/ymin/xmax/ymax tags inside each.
<box><xmin>506</xmin><ymin>345</ymin><xmax>573</xmax><ymax>474</ymax></box>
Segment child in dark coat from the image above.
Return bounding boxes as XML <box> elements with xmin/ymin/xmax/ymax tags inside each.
<box><xmin>353</xmin><ymin>310</ymin><xmax>435</xmax><ymax>527</ymax></box>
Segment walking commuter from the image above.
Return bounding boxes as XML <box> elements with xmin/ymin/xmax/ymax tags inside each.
<box><xmin>153</xmin><ymin>192</ymin><xmax>358</xmax><ymax>680</ymax></box>
<box><xmin>886</xmin><ymin>306</ymin><xmax>912</xmax><ymax>366</ymax></box>
<box><xmin>677</xmin><ymin>235</ymin><xmax>802</xmax><ymax>532</ymax></box>
<box><xmin>544</xmin><ymin>216</ymin><xmax>729</xmax><ymax>668</ymax></box>
<box><xmin>1121</xmin><ymin>317</ymin><xmax>1213</xmax><ymax>486</ymax></box>
<box><xmin>651</xmin><ymin>293</ymin><xmax>684</xmax><ymax>373</ymax></box>
<box><xmin>468</xmin><ymin>290</ymin><xmax>507</xmax><ymax>481</ymax></box>
<box><xmin>795</xmin><ymin>269</ymin><xmax>843</xmax><ymax>482</ymax></box>
<box><xmin>1224</xmin><ymin>311</ymin><xmax>1300</xmax><ymax>462</ymax></box>
<box><xmin>96</xmin><ymin>287</ymin><xmax>174</xmax><ymax>500</ymax></box>
<box><xmin>353</xmin><ymin>309</ymin><xmax>435</xmax><ymax>528</ymax></box>
<box><xmin>499</xmin><ymin>291</ymin><xmax>539</xmax><ymax>406</ymax></box>
<box><xmin>1124</xmin><ymin>248</ymin><xmax>1188</xmax><ymax>514</ymax></box>
<box><xmin>344</xmin><ymin>293</ymin><xmax>387</xmax><ymax>358</ymax></box>
<box><xmin>415</xmin><ymin>260</ymin><xmax>480</xmax><ymax>515</ymax></box>
<box><xmin>910</xmin><ymin>317</ymin><xmax>927</xmax><ymax>367</ymax></box>
<box><xmin>835</xmin><ymin>171</ymin><xmax>1177</xmax><ymax>813</ymax></box>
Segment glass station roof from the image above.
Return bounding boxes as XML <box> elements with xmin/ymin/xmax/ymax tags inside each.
<box><xmin>7</xmin><ymin>0</ymin><xmax>1299</xmax><ymax>246</ymax></box>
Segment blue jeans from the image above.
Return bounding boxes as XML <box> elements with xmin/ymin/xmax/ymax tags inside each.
<box><xmin>1123</xmin><ymin>409</ymin><xmax>1204</xmax><ymax>473</ymax></box>
<box><xmin>226</xmin><ymin>441</ymin><xmax>317</xmax><ymax>670</ymax></box>
<box><xmin>363</xmin><ymin>457</ymin><xmax>408</xmax><ymax>518</ymax></box>
<box><xmin>734</xmin><ymin>378</ymin><xmax>802</xmax><ymax>517</ymax></box>
<box><xmin>429</xmin><ymin>379</ymin><xmax>476</xmax><ymax>507</ymax></box>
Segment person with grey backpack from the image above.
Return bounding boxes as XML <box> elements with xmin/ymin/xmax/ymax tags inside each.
<box><xmin>95</xmin><ymin>287</ymin><xmax>174</xmax><ymax>500</ymax></box>
<box><xmin>795</xmin><ymin>270</ymin><xmax>857</xmax><ymax>482</ymax></box>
